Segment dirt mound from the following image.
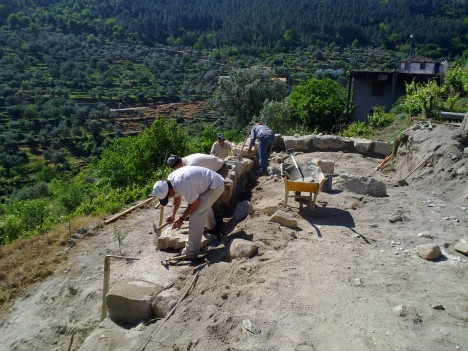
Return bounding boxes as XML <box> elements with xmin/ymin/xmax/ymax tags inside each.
<box><xmin>1</xmin><ymin>124</ymin><xmax>467</xmax><ymax>351</ymax></box>
<box><xmin>392</xmin><ymin>123</ymin><xmax>468</xmax><ymax>201</ymax></box>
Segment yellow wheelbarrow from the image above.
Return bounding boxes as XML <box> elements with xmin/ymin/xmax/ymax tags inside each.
<box><xmin>281</xmin><ymin>162</ymin><xmax>325</xmax><ymax>211</ymax></box>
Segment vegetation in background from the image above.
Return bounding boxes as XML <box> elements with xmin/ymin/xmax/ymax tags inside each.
<box><xmin>342</xmin><ymin>121</ymin><xmax>374</xmax><ymax>139</ymax></box>
<box><xmin>213</xmin><ymin>68</ymin><xmax>289</xmax><ymax>128</ymax></box>
<box><xmin>367</xmin><ymin>106</ymin><xmax>395</xmax><ymax>128</ymax></box>
<box><xmin>404</xmin><ymin>80</ymin><xmax>447</xmax><ymax>119</ymax></box>
<box><xmin>259</xmin><ymin>99</ymin><xmax>293</xmax><ymax>135</ymax></box>
<box><xmin>1</xmin><ymin>0</ymin><xmax>464</xmax><ymax>57</ymax></box>
<box><xmin>445</xmin><ymin>50</ymin><xmax>468</xmax><ymax>97</ymax></box>
<box><xmin>289</xmin><ymin>77</ymin><xmax>347</xmax><ymax>132</ymax></box>
<box><xmin>0</xmin><ymin>118</ymin><xmax>186</xmax><ymax>245</ymax></box>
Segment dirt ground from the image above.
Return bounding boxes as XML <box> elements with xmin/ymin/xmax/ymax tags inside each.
<box><xmin>0</xmin><ymin>123</ymin><xmax>467</xmax><ymax>351</ymax></box>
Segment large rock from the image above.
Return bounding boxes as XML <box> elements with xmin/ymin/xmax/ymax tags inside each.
<box><xmin>157</xmin><ymin>228</ymin><xmax>213</xmax><ymax>250</ymax></box>
<box><xmin>311</xmin><ymin>158</ymin><xmax>335</xmax><ymax>174</ymax></box>
<box><xmin>454</xmin><ymin>239</ymin><xmax>468</xmax><ymax>255</ymax></box>
<box><xmin>336</xmin><ymin>173</ymin><xmax>387</xmax><ymax>197</ymax></box>
<box><xmin>269</xmin><ymin>210</ymin><xmax>297</xmax><ymax>229</ymax></box>
<box><xmin>229</xmin><ymin>239</ymin><xmax>258</xmax><ymax>260</ymax></box>
<box><xmin>225</xmin><ymin>158</ymin><xmax>255</xmax><ymax>203</ymax></box>
<box><xmin>156</xmin><ymin>228</ymin><xmax>187</xmax><ymax>250</ymax></box>
<box><xmin>372</xmin><ymin>140</ymin><xmax>393</xmax><ymax>157</ymax></box>
<box><xmin>233</xmin><ymin>200</ymin><xmax>254</xmax><ymax>222</ymax></box>
<box><xmin>106</xmin><ymin>279</ymin><xmax>164</xmax><ymax>325</ymax></box>
<box><xmin>417</xmin><ymin>244</ymin><xmax>442</xmax><ymax>260</ymax></box>
<box><xmin>151</xmin><ymin>287</ymin><xmax>180</xmax><ymax>318</ymax></box>
<box><xmin>216</xmin><ymin>178</ymin><xmax>234</xmax><ymax>210</ymax></box>
<box><xmin>312</xmin><ymin>135</ymin><xmax>353</xmax><ymax>152</ymax></box>
<box><xmin>283</xmin><ymin>135</ymin><xmax>313</xmax><ymax>152</ymax></box>
<box><xmin>353</xmin><ymin>138</ymin><xmax>372</xmax><ymax>155</ymax></box>
<box><xmin>79</xmin><ymin>319</ymin><xmax>145</xmax><ymax>351</ymax></box>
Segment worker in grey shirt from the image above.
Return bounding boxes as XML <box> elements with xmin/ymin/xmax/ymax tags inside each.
<box><xmin>247</xmin><ymin>122</ymin><xmax>275</xmax><ymax>175</ymax></box>
<box><xmin>167</xmin><ymin>153</ymin><xmax>229</xmax><ymax>178</ymax></box>
<box><xmin>152</xmin><ymin>166</ymin><xmax>225</xmax><ymax>257</ymax></box>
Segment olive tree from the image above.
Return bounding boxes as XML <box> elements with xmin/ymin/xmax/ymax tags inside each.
<box><xmin>213</xmin><ymin>68</ymin><xmax>288</xmax><ymax>128</ymax></box>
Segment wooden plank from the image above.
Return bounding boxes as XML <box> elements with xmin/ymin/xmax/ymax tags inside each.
<box><xmin>104</xmin><ymin>197</ymin><xmax>155</xmax><ymax>225</ymax></box>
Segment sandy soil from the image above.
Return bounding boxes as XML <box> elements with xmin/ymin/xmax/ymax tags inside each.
<box><xmin>1</xmin><ymin>123</ymin><xmax>467</xmax><ymax>351</ymax></box>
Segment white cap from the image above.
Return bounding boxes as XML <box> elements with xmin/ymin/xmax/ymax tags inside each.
<box><xmin>151</xmin><ymin>180</ymin><xmax>169</xmax><ymax>206</ymax></box>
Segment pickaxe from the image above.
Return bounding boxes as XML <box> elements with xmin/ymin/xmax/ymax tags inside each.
<box><xmin>153</xmin><ymin>221</ymin><xmax>170</xmax><ymax>238</ymax></box>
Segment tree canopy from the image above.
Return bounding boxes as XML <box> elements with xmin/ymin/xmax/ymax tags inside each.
<box><xmin>289</xmin><ymin>77</ymin><xmax>348</xmax><ymax>132</ymax></box>
<box><xmin>214</xmin><ymin>68</ymin><xmax>289</xmax><ymax>128</ymax></box>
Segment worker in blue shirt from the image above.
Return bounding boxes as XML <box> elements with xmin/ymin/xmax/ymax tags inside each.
<box><xmin>247</xmin><ymin>122</ymin><xmax>275</xmax><ymax>175</ymax></box>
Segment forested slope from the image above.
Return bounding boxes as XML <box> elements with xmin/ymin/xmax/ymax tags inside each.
<box><xmin>1</xmin><ymin>0</ymin><xmax>466</xmax><ymax>56</ymax></box>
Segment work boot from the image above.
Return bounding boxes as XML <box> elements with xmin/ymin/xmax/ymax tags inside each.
<box><xmin>181</xmin><ymin>248</ymin><xmax>198</xmax><ymax>259</ymax></box>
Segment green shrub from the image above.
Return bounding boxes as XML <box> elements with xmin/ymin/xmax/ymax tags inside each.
<box><xmin>342</xmin><ymin>121</ymin><xmax>374</xmax><ymax>138</ymax></box>
<box><xmin>368</xmin><ymin>106</ymin><xmax>395</xmax><ymax>128</ymax></box>
<box><xmin>0</xmin><ymin>214</ymin><xmax>25</xmax><ymax>245</ymax></box>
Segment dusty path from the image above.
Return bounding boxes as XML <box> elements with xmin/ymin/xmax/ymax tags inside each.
<box><xmin>0</xmin><ymin>124</ymin><xmax>467</xmax><ymax>351</ymax></box>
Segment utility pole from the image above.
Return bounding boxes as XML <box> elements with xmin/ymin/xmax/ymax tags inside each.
<box><xmin>407</xmin><ymin>34</ymin><xmax>414</xmax><ymax>72</ymax></box>
<box><xmin>409</xmin><ymin>34</ymin><xmax>414</xmax><ymax>57</ymax></box>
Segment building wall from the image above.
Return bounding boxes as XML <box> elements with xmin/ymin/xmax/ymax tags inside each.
<box><xmin>352</xmin><ymin>78</ymin><xmax>406</xmax><ymax>122</ymax></box>
<box><xmin>399</xmin><ymin>62</ymin><xmax>437</xmax><ymax>74</ymax></box>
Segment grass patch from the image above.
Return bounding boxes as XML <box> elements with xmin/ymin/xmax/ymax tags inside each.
<box><xmin>0</xmin><ymin>215</ymin><xmax>101</xmax><ymax>317</ymax></box>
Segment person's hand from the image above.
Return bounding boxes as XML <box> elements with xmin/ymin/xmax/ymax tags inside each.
<box><xmin>172</xmin><ymin>217</ymin><xmax>183</xmax><ymax>230</ymax></box>
<box><xmin>166</xmin><ymin>215</ymin><xmax>175</xmax><ymax>224</ymax></box>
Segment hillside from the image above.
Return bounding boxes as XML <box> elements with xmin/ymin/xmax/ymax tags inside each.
<box><xmin>0</xmin><ymin>122</ymin><xmax>467</xmax><ymax>351</ymax></box>
<box><xmin>2</xmin><ymin>0</ymin><xmax>466</xmax><ymax>56</ymax></box>
<box><xmin>2</xmin><ymin>0</ymin><xmax>466</xmax><ymax>208</ymax></box>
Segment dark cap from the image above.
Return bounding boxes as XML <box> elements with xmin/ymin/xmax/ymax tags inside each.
<box><xmin>217</xmin><ymin>133</ymin><xmax>224</xmax><ymax>140</ymax></box>
<box><xmin>167</xmin><ymin>155</ymin><xmax>181</xmax><ymax>168</ymax></box>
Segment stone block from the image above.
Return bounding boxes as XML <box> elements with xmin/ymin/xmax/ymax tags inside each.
<box><xmin>336</xmin><ymin>173</ymin><xmax>387</xmax><ymax>197</ymax></box>
<box><xmin>106</xmin><ymin>279</ymin><xmax>163</xmax><ymax>325</ymax></box>
<box><xmin>312</xmin><ymin>135</ymin><xmax>350</xmax><ymax>152</ymax></box>
<box><xmin>269</xmin><ymin>210</ymin><xmax>297</xmax><ymax>229</ymax></box>
<box><xmin>311</xmin><ymin>158</ymin><xmax>335</xmax><ymax>174</ymax></box>
<box><xmin>229</xmin><ymin>239</ymin><xmax>258</xmax><ymax>260</ymax></box>
<box><xmin>372</xmin><ymin>140</ymin><xmax>393</xmax><ymax>157</ymax></box>
<box><xmin>353</xmin><ymin>138</ymin><xmax>372</xmax><ymax>155</ymax></box>
<box><xmin>151</xmin><ymin>287</ymin><xmax>180</xmax><ymax>318</ymax></box>
<box><xmin>283</xmin><ymin>135</ymin><xmax>314</xmax><ymax>152</ymax></box>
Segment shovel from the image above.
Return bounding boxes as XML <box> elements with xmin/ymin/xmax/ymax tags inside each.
<box><xmin>286</xmin><ymin>148</ymin><xmax>305</xmax><ymax>181</ymax></box>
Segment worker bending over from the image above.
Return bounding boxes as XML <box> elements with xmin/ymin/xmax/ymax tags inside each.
<box><xmin>152</xmin><ymin>166</ymin><xmax>225</xmax><ymax>258</ymax></box>
<box><xmin>248</xmin><ymin>122</ymin><xmax>275</xmax><ymax>175</ymax></box>
<box><xmin>167</xmin><ymin>153</ymin><xmax>229</xmax><ymax>178</ymax></box>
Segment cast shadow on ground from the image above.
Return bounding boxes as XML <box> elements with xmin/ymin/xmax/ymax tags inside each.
<box><xmin>297</xmin><ymin>204</ymin><xmax>372</xmax><ymax>244</ymax></box>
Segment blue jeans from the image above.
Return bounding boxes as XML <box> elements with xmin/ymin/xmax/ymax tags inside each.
<box><xmin>257</xmin><ymin>136</ymin><xmax>274</xmax><ymax>171</ymax></box>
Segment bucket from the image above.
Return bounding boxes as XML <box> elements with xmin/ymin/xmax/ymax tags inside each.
<box><xmin>321</xmin><ymin>174</ymin><xmax>333</xmax><ymax>192</ymax></box>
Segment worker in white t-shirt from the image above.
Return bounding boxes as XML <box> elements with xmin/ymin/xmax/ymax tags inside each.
<box><xmin>167</xmin><ymin>153</ymin><xmax>229</xmax><ymax>178</ymax></box>
<box><xmin>151</xmin><ymin>166</ymin><xmax>225</xmax><ymax>258</ymax></box>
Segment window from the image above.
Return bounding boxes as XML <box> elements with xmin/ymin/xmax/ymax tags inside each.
<box><xmin>371</xmin><ymin>82</ymin><xmax>385</xmax><ymax>96</ymax></box>
<box><xmin>420</xmin><ymin>62</ymin><xmax>426</xmax><ymax>70</ymax></box>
